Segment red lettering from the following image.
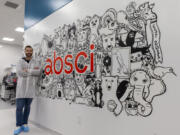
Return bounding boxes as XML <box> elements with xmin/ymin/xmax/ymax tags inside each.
<box><xmin>90</xmin><ymin>44</ymin><xmax>94</xmax><ymax>72</ymax></box>
<box><xmin>54</xmin><ymin>51</ymin><xmax>63</xmax><ymax>75</ymax></box>
<box><xmin>75</xmin><ymin>52</ymin><xmax>88</xmax><ymax>73</ymax></box>
<box><xmin>45</xmin><ymin>58</ymin><xmax>53</xmax><ymax>75</ymax></box>
<box><xmin>65</xmin><ymin>54</ymin><xmax>73</xmax><ymax>74</ymax></box>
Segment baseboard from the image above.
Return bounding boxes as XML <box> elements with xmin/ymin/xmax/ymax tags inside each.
<box><xmin>29</xmin><ymin>120</ymin><xmax>63</xmax><ymax>135</ymax></box>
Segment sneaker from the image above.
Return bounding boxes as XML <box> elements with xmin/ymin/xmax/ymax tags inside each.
<box><xmin>21</xmin><ymin>124</ymin><xmax>30</xmax><ymax>132</ymax></box>
<box><xmin>14</xmin><ymin>126</ymin><xmax>22</xmax><ymax>135</ymax></box>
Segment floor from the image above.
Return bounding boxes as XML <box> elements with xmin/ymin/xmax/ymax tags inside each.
<box><xmin>0</xmin><ymin>98</ymin><xmax>60</xmax><ymax>135</ymax></box>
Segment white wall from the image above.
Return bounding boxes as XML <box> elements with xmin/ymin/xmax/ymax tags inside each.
<box><xmin>0</xmin><ymin>44</ymin><xmax>22</xmax><ymax>82</ymax></box>
<box><xmin>24</xmin><ymin>0</ymin><xmax>180</xmax><ymax>135</ymax></box>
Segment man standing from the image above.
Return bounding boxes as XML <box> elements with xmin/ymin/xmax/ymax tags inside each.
<box><xmin>14</xmin><ymin>45</ymin><xmax>41</xmax><ymax>135</ymax></box>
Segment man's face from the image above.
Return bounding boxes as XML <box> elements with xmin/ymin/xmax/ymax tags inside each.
<box><xmin>25</xmin><ymin>47</ymin><xmax>33</xmax><ymax>57</ymax></box>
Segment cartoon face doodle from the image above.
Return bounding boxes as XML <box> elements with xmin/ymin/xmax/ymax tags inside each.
<box><xmin>102</xmin><ymin>76</ymin><xmax>123</xmax><ymax>116</ymax></box>
<box><xmin>90</xmin><ymin>15</ymin><xmax>100</xmax><ymax>30</ymax></box>
<box><xmin>130</xmin><ymin>70</ymin><xmax>153</xmax><ymax>117</ymax></box>
<box><xmin>102</xmin><ymin>33</ymin><xmax>116</xmax><ymax>51</ymax></box>
<box><xmin>130</xmin><ymin>70</ymin><xmax>151</xmax><ymax>87</ymax></box>
<box><xmin>77</xmin><ymin>30</ymin><xmax>89</xmax><ymax>42</ymax></box>
<box><xmin>101</xmin><ymin>8</ymin><xmax>117</xmax><ymax>28</ymax></box>
<box><xmin>103</xmin><ymin>77</ymin><xmax>115</xmax><ymax>91</ymax></box>
<box><xmin>75</xmin><ymin>72</ymin><xmax>85</xmax><ymax>86</ymax></box>
<box><xmin>138</xmin><ymin>2</ymin><xmax>157</xmax><ymax>21</ymax></box>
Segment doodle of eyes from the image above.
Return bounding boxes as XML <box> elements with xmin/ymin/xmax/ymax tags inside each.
<box><xmin>111</xmin><ymin>22</ymin><xmax>115</xmax><ymax>27</ymax></box>
<box><xmin>134</xmin><ymin>77</ymin><xmax>138</xmax><ymax>81</ymax></box>
<box><xmin>105</xmin><ymin>79</ymin><xmax>108</xmax><ymax>82</ymax></box>
<box><xmin>128</xmin><ymin>104</ymin><xmax>132</xmax><ymax>108</ymax></box>
<box><xmin>142</xmin><ymin>79</ymin><xmax>148</xmax><ymax>83</ymax></box>
<box><xmin>106</xmin><ymin>19</ymin><xmax>110</xmax><ymax>24</ymax></box>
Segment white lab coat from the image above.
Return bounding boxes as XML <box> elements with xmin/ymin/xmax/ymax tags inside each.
<box><xmin>16</xmin><ymin>57</ymin><xmax>42</xmax><ymax>99</ymax></box>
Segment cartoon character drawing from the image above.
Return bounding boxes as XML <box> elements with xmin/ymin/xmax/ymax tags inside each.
<box><xmin>90</xmin><ymin>15</ymin><xmax>101</xmax><ymax>46</ymax></box>
<box><xmin>101</xmin><ymin>76</ymin><xmax>122</xmax><ymax>116</ymax></box>
<box><xmin>102</xmin><ymin>32</ymin><xmax>116</xmax><ymax>52</ymax></box>
<box><xmin>76</xmin><ymin>29</ymin><xmax>90</xmax><ymax>51</ymax></box>
<box><xmin>64</xmin><ymin>79</ymin><xmax>77</xmax><ymax>102</ymax></box>
<box><xmin>67</xmin><ymin>24</ymin><xmax>77</xmax><ymax>53</ymax></box>
<box><xmin>130</xmin><ymin>70</ymin><xmax>152</xmax><ymax>117</ymax></box>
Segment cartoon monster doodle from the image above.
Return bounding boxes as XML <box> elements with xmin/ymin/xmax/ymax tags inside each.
<box><xmin>130</xmin><ymin>70</ymin><xmax>153</xmax><ymax>117</ymax></box>
<box><xmin>101</xmin><ymin>76</ymin><xmax>122</xmax><ymax>116</ymax></box>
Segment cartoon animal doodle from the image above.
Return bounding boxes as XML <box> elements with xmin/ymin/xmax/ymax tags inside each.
<box><xmin>129</xmin><ymin>70</ymin><xmax>153</xmax><ymax>117</ymax></box>
<box><xmin>101</xmin><ymin>76</ymin><xmax>122</xmax><ymax>116</ymax></box>
<box><xmin>35</xmin><ymin>2</ymin><xmax>176</xmax><ymax>118</ymax></box>
<box><xmin>102</xmin><ymin>32</ymin><xmax>116</xmax><ymax>52</ymax></box>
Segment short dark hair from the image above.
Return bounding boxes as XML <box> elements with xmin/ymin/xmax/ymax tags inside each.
<box><xmin>24</xmin><ymin>45</ymin><xmax>33</xmax><ymax>50</ymax></box>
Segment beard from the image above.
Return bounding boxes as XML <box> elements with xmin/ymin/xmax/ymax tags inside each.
<box><xmin>26</xmin><ymin>53</ymin><xmax>32</xmax><ymax>57</ymax></box>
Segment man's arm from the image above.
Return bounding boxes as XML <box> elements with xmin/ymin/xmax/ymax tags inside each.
<box><xmin>29</xmin><ymin>60</ymin><xmax>42</xmax><ymax>77</ymax></box>
<box><xmin>29</xmin><ymin>67</ymin><xmax>41</xmax><ymax>76</ymax></box>
<box><xmin>16</xmin><ymin>59</ymin><xmax>28</xmax><ymax>77</ymax></box>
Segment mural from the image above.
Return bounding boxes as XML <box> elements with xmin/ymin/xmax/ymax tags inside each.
<box><xmin>33</xmin><ymin>2</ymin><xmax>176</xmax><ymax>117</ymax></box>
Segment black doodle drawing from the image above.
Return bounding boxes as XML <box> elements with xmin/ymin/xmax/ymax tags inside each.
<box><xmin>92</xmin><ymin>80</ymin><xmax>103</xmax><ymax>108</ymax></box>
<box><xmin>33</xmin><ymin>2</ymin><xmax>176</xmax><ymax>117</ymax></box>
<box><xmin>111</xmin><ymin>48</ymin><xmax>130</xmax><ymax>77</ymax></box>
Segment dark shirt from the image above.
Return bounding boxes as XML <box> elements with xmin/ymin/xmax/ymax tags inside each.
<box><xmin>22</xmin><ymin>57</ymin><xmax>30</xmax><ymax>63</ymax></box>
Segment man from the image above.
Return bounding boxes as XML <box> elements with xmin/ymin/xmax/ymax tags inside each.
<box><xmin>14</xmin><ymin>45</ymin><xmax>41</xmax><ymax>135</ymax></box>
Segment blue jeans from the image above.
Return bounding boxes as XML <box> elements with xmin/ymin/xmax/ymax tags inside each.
<box><xmin>16</xmin><ymin>98</ymin><xmax>33</xmax><ymax>127</ymax></box>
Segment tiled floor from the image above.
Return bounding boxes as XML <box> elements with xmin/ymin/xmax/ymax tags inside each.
<box><xmin>0</xmin><ymin>99</ymin><xmax>61</xmax><ymax>135</ymax></box>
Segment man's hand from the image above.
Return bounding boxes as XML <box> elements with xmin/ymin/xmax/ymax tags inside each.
<box><xmin>34</xmin><ymin>67</ymin><xmax>39</xmax><ymax>70</ymax></box>
<box><xmin>23</xmin><ymin>68</ymin><xmax>28</xmax><ymax>72</ymax></box>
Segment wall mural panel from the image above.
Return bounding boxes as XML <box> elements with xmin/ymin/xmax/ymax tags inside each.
<box><xmin>33</xmin><ymin>2</ymin><xmax>176</xmax><ymax>117</ymax></box>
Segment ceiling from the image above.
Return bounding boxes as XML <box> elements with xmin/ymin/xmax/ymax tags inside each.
<box><xmin>0</xmin><ymin>0</ymin><xmax>24</xmax><ymax>46</ymax></box>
